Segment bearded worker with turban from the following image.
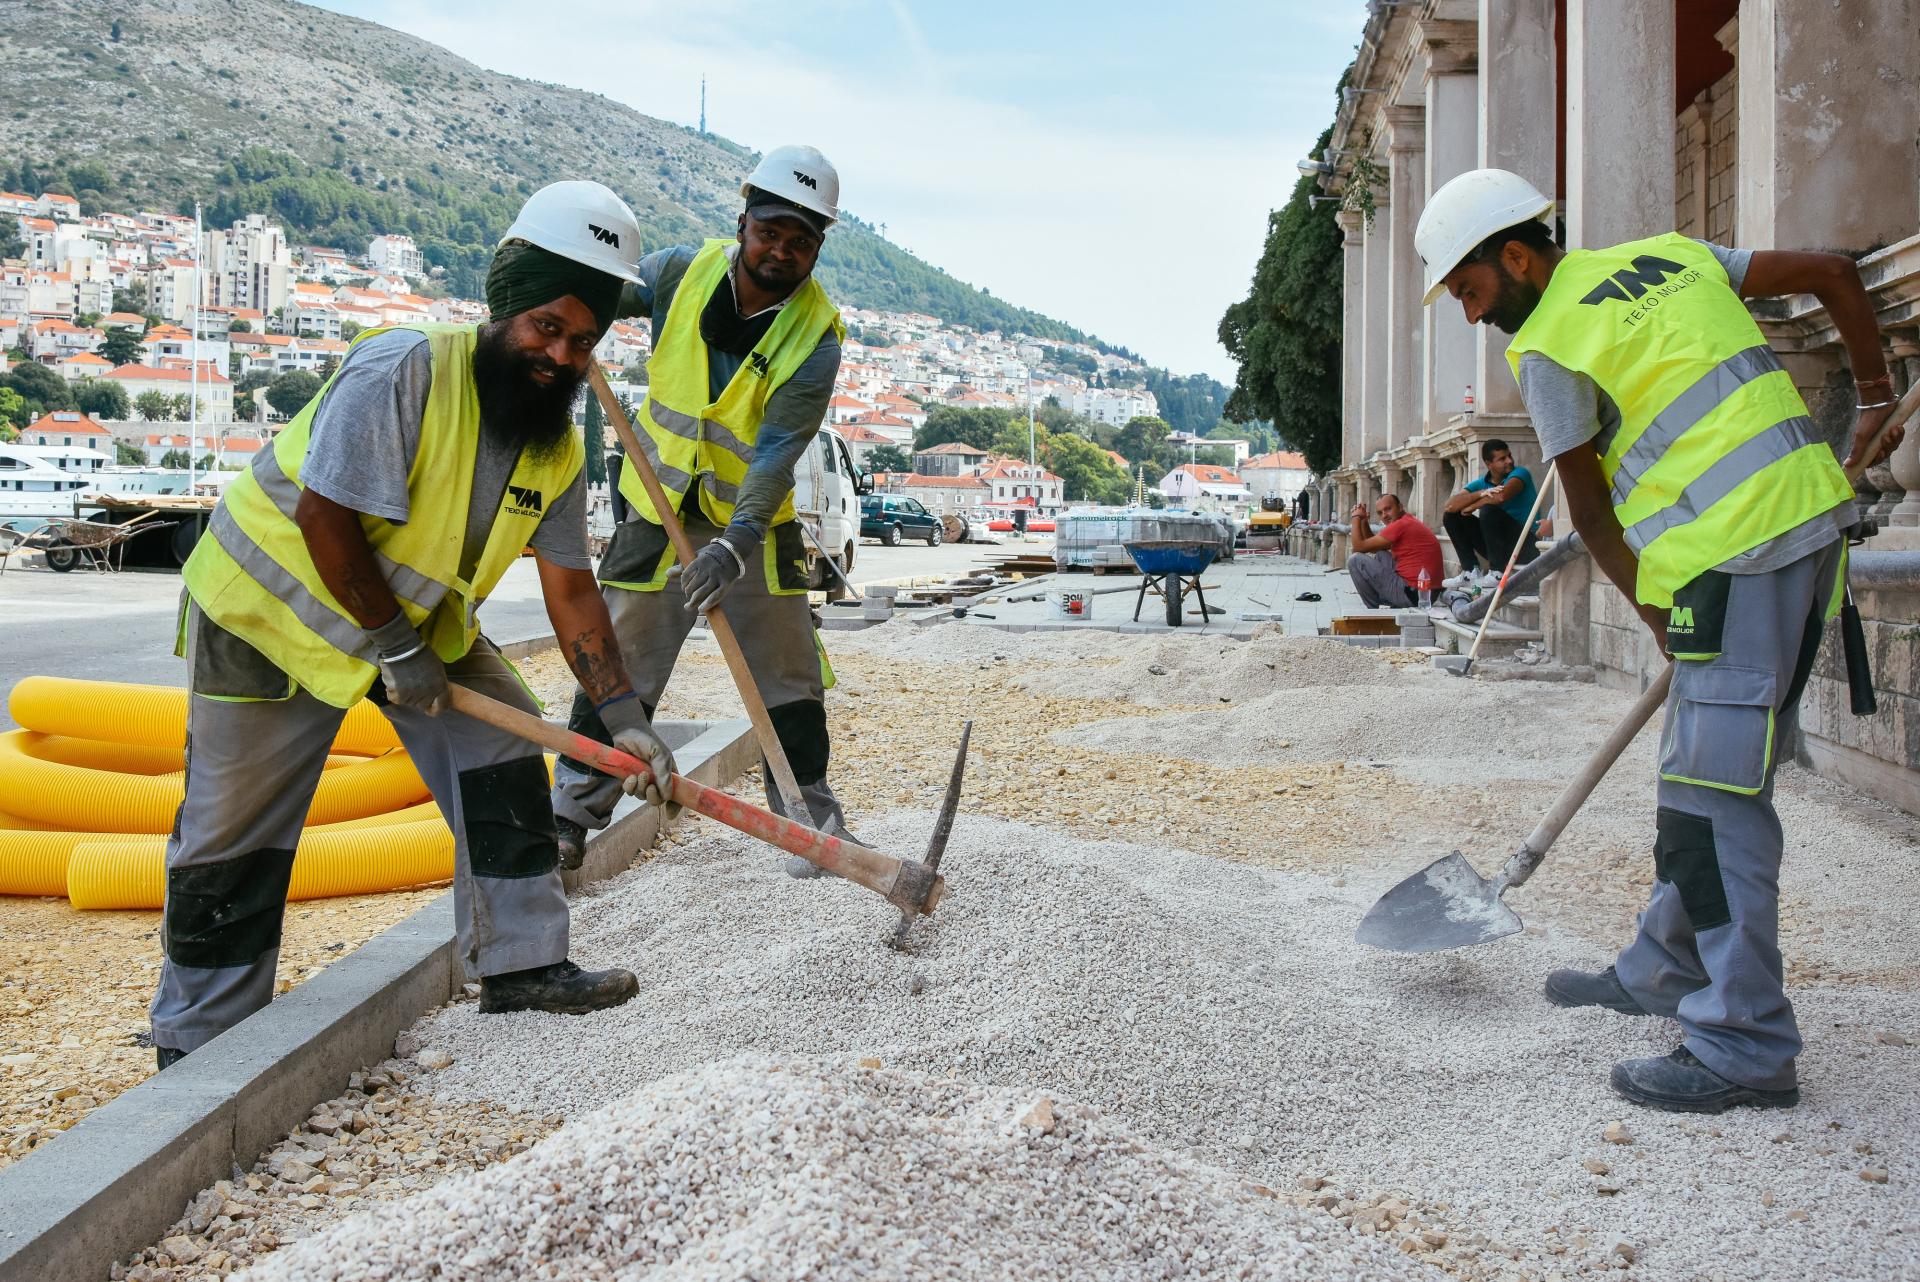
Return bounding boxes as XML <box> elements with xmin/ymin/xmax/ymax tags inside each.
<box><xmin>150</xmin><ymin>183</ymin><xmax>672</xmax><ymax>1067</ymax></box>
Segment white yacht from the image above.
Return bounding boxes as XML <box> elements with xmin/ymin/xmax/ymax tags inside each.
<box><xmin>0</xmin><ymin>443</ymin><xmax>104</xmax><ymax>528</ymax></box>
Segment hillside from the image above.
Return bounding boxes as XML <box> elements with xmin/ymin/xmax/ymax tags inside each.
<box><xmin>0</xmin><ymin>0</ymin><xmax>1096</xmax><ymax>344</ymax></box>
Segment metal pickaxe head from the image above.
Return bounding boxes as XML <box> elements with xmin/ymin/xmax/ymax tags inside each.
<box><xmin>889</xmin><ymin>718</ymin><xmax>973</xmax><ymax>950</ymax></box>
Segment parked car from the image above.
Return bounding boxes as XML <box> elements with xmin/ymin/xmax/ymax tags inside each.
<box><xmin>860</xmin><ymin>494</ymin><xmax>944</xmax><ymax>546</ymax></box>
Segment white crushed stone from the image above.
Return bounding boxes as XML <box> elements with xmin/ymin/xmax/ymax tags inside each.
<box><xmin>827</xmin><ymin>614</ymin><xmax>1162</xmax><ymax>665</ymax></box>
<box><xmin>405</xmin><ymin>815</ymin><xmax>1920</xmax><ymax>1282</ymax></box>
<box><xmin>1056</xmin><ymin>678</ymin><xmax>1636</xmax><ymax>784</ymax></box>
<box><xmin>1011</xmin><ymin>632</ymin><xmax>1400</xmax><ymax>705</ymax></box>
<box><xmin>241</xmin><ymin>1058</ymin><xmax>1444</xmax><ymax>1282</ymax></box>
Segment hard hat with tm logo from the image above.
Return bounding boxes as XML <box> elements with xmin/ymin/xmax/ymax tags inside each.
<box><xmin>498</xmin><ymin>180</ymin><xmax>643</xmax><ymax>283</ymax></box>
<box><xmin>742</xmin><ymin>145</ymin><xmax>840</xmax><ymax>228</ymax></box>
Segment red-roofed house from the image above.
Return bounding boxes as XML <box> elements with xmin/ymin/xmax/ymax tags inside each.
<box><xmin>108</xmin><ymin>363</ymin><xmax>234</xmax><ymax>416</ymax></box>
<box><xmin>975</xmin><ymin>458</ymin><xmax>1064</xmax><ymax>512</ymax></box>
<box><xmin>845</xmin><ymin>411</ymin><xmax>914</xmax><ymax>448</ymax></box>
<box><xmin>826</xmin><ymin>394</ymin><xmax>872</xmax><ymax>425</ymax></box>
<box><xmin>881</xmin><ymin>472</ymin><xmax>989</xmax><ymax>516</ymax></box>
<box><xmin>1159</xmin><ymin>462</ymin><xmax>1249</xmax><ymax>506</ymax></box>
<box><xmin>19</xmin><ymin>410</ymin><xmax>111</xmax><ymax>447</ymax></box>
<box><xmin>912</xmin><ymin>441</ymin><xmax>990</xmax><ymax>477</ymax></box>
<box><xmin>54</xmin><ymin>350</ymin><xmax>114</xmax><ymax>382</ymax></box>
<box><xmin>29</xmin><ymin>317</ymin><xmax>103</xmax><ymax>361</ymax></box>
<box><xmin>1239</xmin><ymin>451</ymin><xmax>1312</xmax><ymax>505</ymax></box>
<box><xmin>836</xmin><ymin>423</ymin><xmax>898</xmax><ymax>468</ymax></box>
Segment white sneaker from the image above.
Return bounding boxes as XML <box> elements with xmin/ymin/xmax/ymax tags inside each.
<box><xmin>1475</xmin><ymin>570</ymin><xmax>1503</xmax><ymax>589</ymax></box>
<box><xmin>1442</xmin><ymin>571</ymin><xmax>1475</xmax><ymax>589</ymax></box>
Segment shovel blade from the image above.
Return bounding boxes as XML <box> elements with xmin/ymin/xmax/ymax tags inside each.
<box><xmin>1355</xmin><ymin>851</ymin><xmax>1525</xmax><ymax>953</ymax></box>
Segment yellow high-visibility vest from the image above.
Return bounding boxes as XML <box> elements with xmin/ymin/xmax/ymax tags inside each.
<box><xmin>181</xmin><ymin>323</ymin><xmax>583</xmax><ymax>708</ymax></box>
<box><xmin>1507</xmin><ymin>233</ymin><xmax>1853</xmax><ymax>607</ymax></box>
<box><xmin>618</xmin><ymin>239</ymin><xmax>844</xmax><ymax>534</ymax></box>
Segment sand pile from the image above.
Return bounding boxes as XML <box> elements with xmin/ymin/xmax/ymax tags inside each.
<box><xmin>242</xmin><ymin>1058</ymin><xmax>1442</xmax><ymax>1282</ymax></box>
<box><xmin>1014</xmin><ymin>632</ymin><xmax>1402</xmax><ymax>705</ymax></box>
<box><xmin>1058</xmin><ymin>677</ymin><xmax>1637</xmax><ymax>783</ymax></box>
<box><xmin>399</xmin><ymin>815</ymin><xmax>1920</xmax><ymax>1282</ymax></box>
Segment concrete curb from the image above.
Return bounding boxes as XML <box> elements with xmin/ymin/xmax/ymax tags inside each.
<box><xmin>0</xmin><ymin>711</ymin><xmax>757</xmax><ymax>1282</ymax></box>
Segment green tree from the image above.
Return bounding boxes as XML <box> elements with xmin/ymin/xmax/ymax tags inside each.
<box><xmin>168</xmin><ymin>393</ymin><xmax>192</xmax><ymax>420</ymax></box>
<box><xmin>3</xmin><ymin>362</ymin><xmax>74</xmax><ymax>415</ymax></box>
<box><xmin>1042</xmin><ymin>431</ymin><xmax>1130</xmax><ymax>504</ymax></box>
<box><xmin>73</xmin><ymin>378</ymin><xmax>131</xmax><ymax>419</ymax></box>
<box><xmin>235</xmin><ymin>368</ymin><xmax>276</xmax><ymax>394</ymax></box>
<box><xmin>1113</xmin><ymin>415</ymin><xmax>1172</xmax><ymax>466</ymax></box>
<box><xmin>0</xmin><ymin>222</ymin><xmax>22</xmax><ymax>260</ymax></box>
<box><xmin>135</xmin><ymin>390</ymin><xmax>175</xmax><ymax>421</ymax></box>
<box><xmin>1217</xmin><ymin>122</ymin><xmax>1344</xmax><ymax>474</ymax></box>
<box><xmin>228</xmin><ymin>317</ymin><xmax>253</xmax><ymax>333</ymax></box>
<box><xmin>235</xmin><ymin>391</ymin><xmax>256</xmax><ymax>422</ymax></box>
<box><xmin>266</xmin><ymin>370</ymin><xmax>323</xmax><ymax>418</ymax></box>
<box><xmin>339</xmin><ymin>320</ymin><xmax>362</xmax><ymax>343</ymax></box>
<box><xmin>582</xmin><ymin>389</ymin><xmax>607</xmax><ymax>486</ymax></box>
<box><xmin>160</xmin><ymin>449</ymin><xmax>191</xmax><ymax>468</ymax></box>
<box><xmin>115</xmin><ymin>441</ymin><xmax>144</xmax><ymax>465</ymax></box>
<box><xmin>111</xmin><ymin>282</ymin><xmax>150</xmax><ymax>317</ymax></box>
<box><xmin>0</xmin><ymin>386</ymin><xmax>25</xmax><ymax>434</ymax></box>
<box><xmin>865</xmin><ymin>443</ymin><xmax>910</xmax><ymax>473</ymax></box>
<box><xmin>101</xmin><ymin>326</ymin><xmax>144</xmax><ymax>366</ymax></box>
<box><xmin>913</xmin><ymin>405</ymin><xmax>1014</xmax><ymax>452</ymax></box>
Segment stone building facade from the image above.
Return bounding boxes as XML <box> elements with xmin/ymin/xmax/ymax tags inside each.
<box><xmin>1286</xmin><ymin>0</ymin><xmax>1919</xmax><ymax>812</ymax></box>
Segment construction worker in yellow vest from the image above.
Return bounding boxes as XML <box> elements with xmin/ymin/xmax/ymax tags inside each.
<box><xmin>550</xmin><ymin>146</ymin><xmax>853</xmax><ymax>878</ymax></box>
<box><xmin>1417</xmin><ymin>169</ymin><xmax>1905</xmax><ymax>1114</ymax></box>
<box><xmin>150</xmin><ymin>182</ymin><xmax>681</xmax><ymax>1069</ymax></box>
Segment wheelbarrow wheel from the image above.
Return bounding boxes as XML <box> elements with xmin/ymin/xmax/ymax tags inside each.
<box><xmin>1164</xmin><ymin>572</ymin><xmax>1182</xmax><ymax>627</ymax></box>
<box><xmin>43</xmin><ymin>544</ymin><xmax>81</xmax><ymax>573</ymax></box>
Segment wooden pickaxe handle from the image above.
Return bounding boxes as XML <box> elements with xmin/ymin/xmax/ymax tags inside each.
<box><xmin>585</xmin><ymin>365</ymin><xmax>814</xmax><ymax>825</ymax></box>
<box><xmin>446</xmin><ymin>685</ymin><xmax>942</xmax><ymax>914</ymax></box>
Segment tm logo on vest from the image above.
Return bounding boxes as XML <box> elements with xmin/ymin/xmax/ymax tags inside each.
<box><xmin>588</xmin><ymin>224</ymin><xmax>620</xmax><ymax>248</ymax></box>
<box><xmin>747</xmin><ymin>352</ymin><xmax>771</xmax><ymax>378</ymax></box>
<box><xmin>504</xmin><ymin>484</ymin><xmax>544</xmax><ymax>516</ymax></box>
<box><xmin>1578</xmin><ymin>255</ymin><xmax>1699</xmax><ymax>306</ymax></box>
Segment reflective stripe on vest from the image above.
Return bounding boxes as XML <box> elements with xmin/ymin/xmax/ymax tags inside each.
<box><xmin>1506</xmin><ymin>233</ymin><xmax>1853</xmax><ymax>608</ymax></box>
<box><xmin>619</xmin><ymin>239</ymin><xmax>844</xmax><ymax>534</ymax></box>
<box><xmin>180</xmin><ymin>323</ymin><xmax>584</xmax><ymax>708</ymax></box>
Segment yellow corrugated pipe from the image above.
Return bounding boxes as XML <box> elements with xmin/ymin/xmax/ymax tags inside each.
<box><xmin>67</xmin><ymin>818</ymin><xmax>456</xmax><ymax>911</ymax></box>
<box><xmin>0</xmin><ymin>730</ymin><xmax>428</xmax><ymax>833</ymax></box>
<box><xmin>6</xmin><ymin>676</ymin><xmax>401</xmax><ymax>754</ymax></box>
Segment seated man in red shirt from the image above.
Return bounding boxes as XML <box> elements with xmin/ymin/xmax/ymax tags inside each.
<box><xmin>1347</xmin><ymin>493</ymin><xmax>1444</xmax><ymax>608</ymax></box>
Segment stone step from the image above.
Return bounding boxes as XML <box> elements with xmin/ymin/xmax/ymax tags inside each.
<box><xmin>1433</xmin><ymin>616</ymin><xmax>1544</xmax><ymax>659</ymax></box>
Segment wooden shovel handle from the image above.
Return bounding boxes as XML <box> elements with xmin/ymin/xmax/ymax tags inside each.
<box><xmin>445</xmin><ymin>685</ymin><xmax>940</xmax><ymax>914</ymax></box>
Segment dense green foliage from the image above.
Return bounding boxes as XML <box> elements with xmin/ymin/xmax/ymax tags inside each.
<box><xmin>74</xmin><ymin>379</ymin><xmax>131</xmax><ymax>419</ymax></box>
<box><xmin>265</xmin><ymin>370</ymin><xmax>322</xmax><ymax>418</ymax></box>
<box><xmin>911</xmin><ymin>405</ymin><xmax>1226</xmax><ymax>503</ymax></box>
<box><xmin>2</xmin><ymin>361</ymin><xmax>73</xmax><ymax>419</ymax></box>
<box><xmin>1217</xmin><ymin>125</ymin><xmax>1344</xmax><ymax>475</ymax></box>
<box><xmin>864</xmin><ymin>444</ymin><xmax>910</xmax><ymax>473</ymax></box>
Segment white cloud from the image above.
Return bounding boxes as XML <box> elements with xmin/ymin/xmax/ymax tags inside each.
<box><xmin>323</xmin><ymin>1</ymin><xmax>1347</xmax><ymax>379</ymax></box>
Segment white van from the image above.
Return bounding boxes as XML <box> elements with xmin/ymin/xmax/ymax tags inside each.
<box><xmin>792</xmin><ymin>425</ymin><xmax>866</xmax><ymax>595</ymax></box>
<box><xmin>585</xmin><ymin>426</ymin><xmax>867</xmax><ymax>593</ymax></box>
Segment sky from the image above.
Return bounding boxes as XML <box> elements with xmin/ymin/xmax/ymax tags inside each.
<box><xmin>311</xmin><ymin>1</ymin><xmax>1366</xmax><ymax>382</ymax></box>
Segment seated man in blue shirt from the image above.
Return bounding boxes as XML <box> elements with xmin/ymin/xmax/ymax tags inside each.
<box><xmin>1441</xmin><ymin>438</ymin><xmax>1540</xmax><ymax>582</ymax></box>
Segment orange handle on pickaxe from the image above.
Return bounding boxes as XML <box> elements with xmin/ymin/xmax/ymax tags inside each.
<box><xmin>446</xmin><ymin>686</ymin><xmax>943</xmax><ymax>917</ymax></box>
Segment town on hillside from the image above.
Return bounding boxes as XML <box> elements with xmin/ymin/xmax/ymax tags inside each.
<box><xmin>0</xmin><ymin>190</ymin><xmax>1307</xmax><ymax>525</ymax></box>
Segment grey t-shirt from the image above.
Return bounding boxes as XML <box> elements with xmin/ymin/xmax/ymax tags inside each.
<box><xmin>627</xmin><ymin>245</ymin><xmax>842</xmax><ymax>542</ymax></box>
<box><xmin>302</xmin><ymin>329</ymin><xmax>590</xmax><ymax>576</ymax></box>
<box><xmin>1519</xmin><ymin>240</ymin><xmax>1850</xmax><ymax>574</ymax></box>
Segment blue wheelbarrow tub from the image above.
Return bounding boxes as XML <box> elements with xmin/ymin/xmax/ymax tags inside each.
<box><xmin>1124</xmin><ymin>540</ymin><xmax>1217</xmax><ymax>577</ymax></box>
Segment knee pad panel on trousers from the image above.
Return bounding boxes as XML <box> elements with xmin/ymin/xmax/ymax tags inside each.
<box><xmin>767</xmin><ymin>698</ymin><xmax>830</xmax><ymax>786</ymax></box>
<box><xmin>1654</xmin><ymin>806</ymin><xmax>1731</xmax><ymax>932</ymax></box>
<box><xmin>460</xmin><ymin>755</ymin><xmax>559</xmax><ymax>879</ymax></box>
<box><xmin>164</xmin><ymin>848</ymin><xmax>296</xmax><ymax>967</ymax></box>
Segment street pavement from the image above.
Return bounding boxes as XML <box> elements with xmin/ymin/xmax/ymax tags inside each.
<box><xmin>0</xmin><ymin>533</ymin><xmax>1024</xmax><ymax>729</ymax></box>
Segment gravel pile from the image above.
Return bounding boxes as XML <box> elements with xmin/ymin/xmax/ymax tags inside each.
<box><xmin>402</xmin><ymin>815</ymin><xmax>1920</xmax><ymax>1281</ymax></box>
<box><xmin>242</xmin><ymin>1058</ymin><xmax>1445</xmax><ymax>1282</ymax></box>
<box><xmin>1058</xmin><ymin>679</ymin><xmax>1635</xmax><ymax>784</ymax></box>
<box><xmin>828</xmin><ymin>615</ymin><xmax>1153</xmax><ymax>665</ymax></box>
<box><xmin>1014</xmin><ymin>633</ymin><xmax>1400</xmax><ymax>706</ymax></box>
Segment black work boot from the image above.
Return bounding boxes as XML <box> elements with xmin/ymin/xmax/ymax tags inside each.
<box><xmin>555</xmin><ymin>817</ymin><xmax>588</xmax><ymax>871</ymax></box>
<box><xmin>479</xmin><ymin>960</ymin><xmax>637</xmax><ymax>1015</ymax></box>
<box><xmin>1544</xmin><ymin>965</ymin><xmax>1650</xmax><ymax>1015</ymax></box>
<box><xmin>155</xmin><ymin>1046</ymin><xmax>187</xmax><ymax>1071</ymax></box>
<box><xmin>1611</xmin><ymin>1047</ymin><xmax>1799</xmax><ymax>1114</ymax></box>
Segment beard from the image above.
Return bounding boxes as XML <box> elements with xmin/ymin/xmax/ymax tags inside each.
<box><xmin>472</xmin><ymin>321</ymin><xmax>583</xmax><ymax>462</ymax></box>
<box><xmin>1483</xmin><ymin>268</ymin><xmax>1544</xmax><ymax>335</ymax></box>
<box><xmin>737</xmin><ymin>250</ymin><xmax>802</xmax><ymax>296</ymax></box>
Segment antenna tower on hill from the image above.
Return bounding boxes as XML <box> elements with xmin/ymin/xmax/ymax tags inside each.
<box><xmin>699</xmin><ymin>76</ymin><xmax>707</xmax><ymax>135</ymax></box>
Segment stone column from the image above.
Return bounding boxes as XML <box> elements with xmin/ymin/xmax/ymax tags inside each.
<box><xmin>1359</xmin><ymin>190</ymin><xmax>1393</xmax><ymax>462</ymax></box>
<box><xmin>1476</xmin><ymin>0</ymin><xmax>1556</xmax><ymax>419</ymax></box>
<box><xmin>1737</xmin><ymin>0</ymin><xmax>1920</xmax><ymax>253</ymax></box>
<box><xmin>1565</xmin><ymin>0</ymin><xmax>1675</xmax><ymax>249</ymax></box>
<box><xmin>1419</xmin><ymin>21</ymin><xmax>1479</xmax><ymax>433</ymax></box>
<box><xmin>1338</xmin><ymin>211</ymin><xmax>1365</xmax><ymax>472</ymax></box>
<box><xmin>1384</xmin><ymin>108</ymin><xmax>1427</xmax><ymax>452</ymax></box>
<box><xmin>1880</xmin><ymin>331</ymin><xmax>1920</xmax><ymax>531</ymax></box>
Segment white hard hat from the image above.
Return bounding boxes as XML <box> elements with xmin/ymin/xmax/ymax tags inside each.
<box><xmin>741</xmin><ymin>144</ymin><xmax>840</xmax><ymax>228</ymax></box>
<box><xmin>498</xmin><ymin>180</ymin><xmax>642</xmax><ymax>283</ymax></box>
<box><xmin>1415</xmin><ymin>168</ymin><xmax>1554</xmax><ymax>305</ymax></box>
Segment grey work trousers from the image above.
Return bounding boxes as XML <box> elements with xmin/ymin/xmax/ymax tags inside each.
<box><xmin>551</xmin><ymin>515</ymin><xmax>851</xmax><ymax>838</ymax></box>
<box><xmin>1348</xmin><ymin>549</ymin><xmax>1416</xmax><ymax>609</ymax></box>
<box><xmin>1614</xmin><ymin>539</ymin><xmax>1844</xmax><ymax>1091</ymax></box>
<box><xmin>150</xmin><ymin>635</ymin><xmax>569</xmax><ymax>1054</ymax></box>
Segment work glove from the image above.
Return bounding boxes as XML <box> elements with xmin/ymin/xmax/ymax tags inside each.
<box><xmin>598</xmin><ymin>692</ymin><xmax>676</xmax><ymax>807</ymax></box>
<box><xmin>367</xmin><ymin>612</ymin><xmax>449</xmax><ymax>715</ymax></box>
<box><xmin>675</xmin><ymin>531</ymin><xmax>751</xmax><ymax>614</ymax></box>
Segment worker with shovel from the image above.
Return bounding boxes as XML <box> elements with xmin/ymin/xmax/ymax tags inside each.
<box><xmin>1415</xmin><ymin>169</ymin><xmax>1906</xmax><ymax>1113</ymax></box>
<box><xmin>151</xmin><ymin>182</ymin><xmax>678</xmax><ymax>1068</ymax></box>
<box><xmin>550</xmin><ymin>146</ymin><xmax>854</xmax><ymax>879</ymax></box>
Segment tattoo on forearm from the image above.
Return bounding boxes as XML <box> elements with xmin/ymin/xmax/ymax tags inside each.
<box><xmin>567</xmin><ymin>629</ymin><xmax>629</xmax><ymax>704</ymax></box>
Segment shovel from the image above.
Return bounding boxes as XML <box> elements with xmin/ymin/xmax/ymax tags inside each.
<box><xmin>1359</xmin><ymin>380</ymin><xmax>1918</xmax><ymax>952</ymax></box>
<box><xmin>1356</xmin><ymin>669</ymin><xmax>1669</xmax><ymax>952</ymax></box>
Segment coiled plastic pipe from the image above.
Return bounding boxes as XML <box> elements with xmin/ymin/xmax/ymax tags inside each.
<box><xmin>6</xmin><ymin>676</ymin><xmax>401</xmax><ymax>754</ymax></box>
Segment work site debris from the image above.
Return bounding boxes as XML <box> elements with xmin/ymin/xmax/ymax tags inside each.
<box><xmin>242</xmin><ymin>1059</ymin><xmax>1447</xmax><ymax>1282</ymax></box>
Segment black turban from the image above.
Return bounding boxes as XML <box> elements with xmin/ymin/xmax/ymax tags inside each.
<box><xmin>485</xmin><ymin>240</ymin><xmax>624</xmax><ymax>336</ymax></box>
